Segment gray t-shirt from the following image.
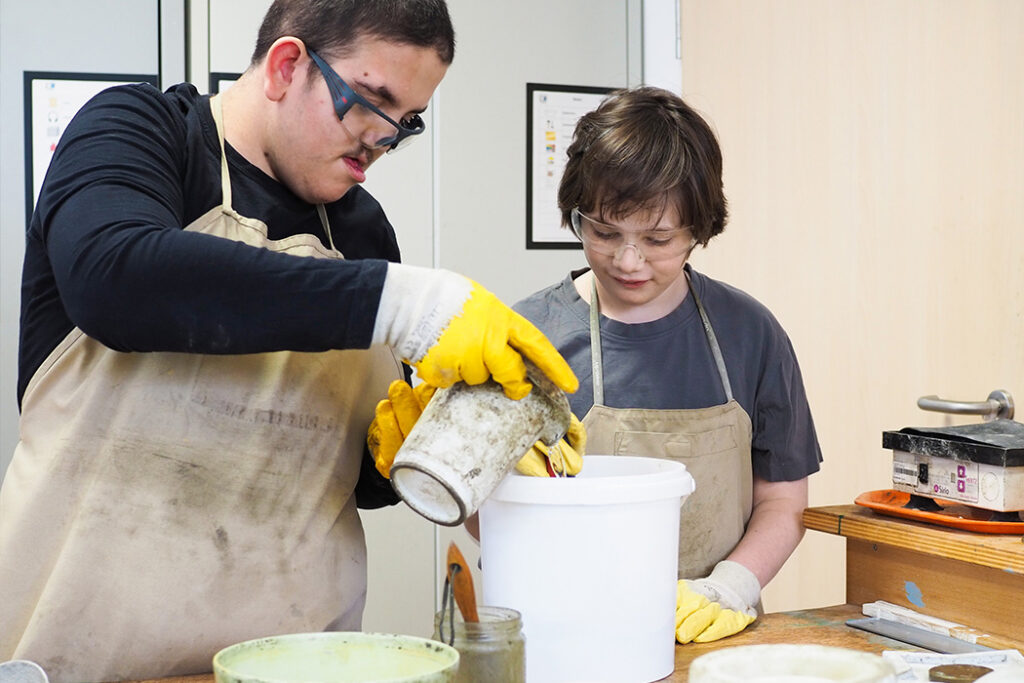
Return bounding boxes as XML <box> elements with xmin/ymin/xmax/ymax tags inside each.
<box><xmin>514</xmin><ymin>265</ymin><xmax>822</xmax><ymax>481</ymax></box>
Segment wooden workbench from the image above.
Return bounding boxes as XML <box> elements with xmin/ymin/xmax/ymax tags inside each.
<box><xmin>116</xmin><ymin>505</ymin><xmax>1024</xmax><ymax>682</ymax></box>
<box><xmin>803</xmin><ymin>504</ymin><xmax>1024</xmax><ymax>651</ymax></box>
<box><xmin>664</xmin><ymin>603</ymin><xmax>917</xmax><ymax>680</ymax></box>
<box><xmin>125</xmin><ymin>604</ymin><xmax>914</xmax><ymax>683</ymax></box>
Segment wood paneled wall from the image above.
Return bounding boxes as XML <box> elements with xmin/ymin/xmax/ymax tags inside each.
<box><xmin>679</xmin><ymin>0</ymin><xmax>1024</xmax><ymax>611</ymax></box>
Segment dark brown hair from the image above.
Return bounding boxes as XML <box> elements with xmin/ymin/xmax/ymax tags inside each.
<box><xmin>558</xmin><ymin>86</ymin><xmax>727</xmax><ymax>246</ymax></box>
<box><xmin>251</xmin><ymin>0</ymin><xmax>455</xmax><ymax>67</ymax></box>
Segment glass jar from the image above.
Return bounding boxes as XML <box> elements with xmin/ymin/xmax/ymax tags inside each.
<box><xmin>432</xmin><ymin>605</ymin><xmax>525</xmax><ymax>683</ymax></box>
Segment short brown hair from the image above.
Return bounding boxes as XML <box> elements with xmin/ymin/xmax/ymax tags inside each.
<box><xmin>558</xmin><ymin>87</ymin><xmax>727</xmax><ymax>246</ymax></box>
<box><xmin>252</xmin><ymin>0</ymin><xmax>455</xmax><ymax>67</ymax></box>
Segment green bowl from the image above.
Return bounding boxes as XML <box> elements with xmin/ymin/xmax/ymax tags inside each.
<box><xmin>213</xmin><ymin>632</ymin><xmax>459</xmax><ymax>683</ymax></box>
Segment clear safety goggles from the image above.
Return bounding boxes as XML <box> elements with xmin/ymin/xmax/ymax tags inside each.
<box><xmin>308</xmin><ymin>49</ymin><xmax>425</xmax><ymax>152</ymax></box>
<box><xmin>569</xmin><ymin>207</ymin><xmax>697</xmax><ymax>262</ymax></box>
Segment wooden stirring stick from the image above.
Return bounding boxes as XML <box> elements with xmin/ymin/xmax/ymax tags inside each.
<box><xmin>446</xmin><ymin>541</ymin><xmax>479</xmax><ymax>622</ymax></box>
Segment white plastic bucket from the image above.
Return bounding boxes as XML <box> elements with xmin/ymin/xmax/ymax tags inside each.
<box><xmin>478</xmin><ymin>455</ymin><xmax>695</xmax><ymax>683</ymax></box>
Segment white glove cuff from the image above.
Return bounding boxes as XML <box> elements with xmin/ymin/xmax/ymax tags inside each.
<box><xmin>707</xmin><ymin>560</ymin><xmax>761</xmax><ymax>615</ymax></box>
<box><xmin>371</xmin><ymin>263</ymin><xmax>472</xmax><ymax>363</ymax></box>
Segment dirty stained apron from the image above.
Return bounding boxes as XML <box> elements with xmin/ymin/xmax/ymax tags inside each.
<box><xmin>581</xmin><ymin>275</ymin><xmax>753</xmax><ymax>580</ymax></box>
<box><xmin>0</xmin><ymin>95</ymin><xmax>403</xmax><ymax>683</ymax></box>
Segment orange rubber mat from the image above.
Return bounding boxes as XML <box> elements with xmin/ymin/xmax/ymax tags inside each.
<box><xmin>854</xmin><ymin>489</ymin><xmax>1024</xmax><ymax>534</ymax></box>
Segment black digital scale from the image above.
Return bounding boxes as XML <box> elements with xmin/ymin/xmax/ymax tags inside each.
<box><xmin>855</xmin><ymin>390</ymin><xmax>1024</xmax><ymax>528</ymax></box>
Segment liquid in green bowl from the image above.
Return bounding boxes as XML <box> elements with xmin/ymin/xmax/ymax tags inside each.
<box><xmin>213</xmin><ymin>632</ymin><xmax>459</xmax><ymax>683</ymax></box>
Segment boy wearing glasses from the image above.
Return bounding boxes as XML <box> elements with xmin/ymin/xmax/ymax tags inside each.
<box><xmin>514</xmin><ymin>86</ymin><xmax>822</xmax><ymax>644</ymax></box>
<box><xmin>1</xmin><ymin>1</ymin><xmax>576</xmax><ymax>680</ymax></box>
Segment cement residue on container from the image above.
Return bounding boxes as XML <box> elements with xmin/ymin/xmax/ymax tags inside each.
<box><xmin>390</xmin><ymin>363</ymin><xmax>570</xmax><ymax>526</ymax></box>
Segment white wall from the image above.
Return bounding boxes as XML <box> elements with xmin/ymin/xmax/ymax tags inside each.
<box><xmin>436</xmin><ymin>0</ymin><xmax>638</xmax><ymax>300</ymax></box>
<box><xmin>644</xmin><ymin>0</ymin><xmax>682</xmax><ymax>93</ymax></box>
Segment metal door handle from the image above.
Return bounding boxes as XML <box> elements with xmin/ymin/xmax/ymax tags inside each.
<box><xmin>917</xmin><ymin>390</ymin><xmax>1014</xmax><ymax>421</ymax></box>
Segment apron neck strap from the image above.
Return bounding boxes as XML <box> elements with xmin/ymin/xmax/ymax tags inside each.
<box><xmin>209</xmin><ymin>94</ymin><xmax>233</xmax><ymax>212</ymax></box>
<box><xmin>690</xmin><ymin>275</ymin><xmax>734</xmax><ymax>402</ymax></box>
<box><xmin>589</xmin><ymin>276</ymin><xmax>606</xmax><ymax>405</ymax></box>
<box><xmin>588</xmin><ymin>268</ymin><xmax>734</xmax><ymax>405</ymax></box>
<box><xmin>316</xmin><ymin>205</ymin><xmax>336</xmax><ymax>252</ymax></box>
<box><xmin>208</xmin><ymin>94</ymin><xmax>334</xmax><ymax>250</ymax></box>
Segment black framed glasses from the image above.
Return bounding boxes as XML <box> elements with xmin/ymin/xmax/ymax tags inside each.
<box><xmin>308</xmin><ymin>49</ymin><xmax>425</xmax><ymax>152</ymax></box>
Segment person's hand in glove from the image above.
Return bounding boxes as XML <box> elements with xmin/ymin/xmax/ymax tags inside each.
<box><xmin>515</xmin><ymin>412</ymin><xmax>586</xmax><ymax>476</ymax></box>
<box><xmin>367</xmin><ymin>379</ymin><xmax>437</xmax><ymax>478</ymax></box>
<box><xmin>675</xmin><ymin>560</ymin><xmax>760</xmax><ymax>643</ymax></box>
<box><xmin>371</xmin><ymin>264</ymin><xmax>578</xmax><ymax>400</ymax></box>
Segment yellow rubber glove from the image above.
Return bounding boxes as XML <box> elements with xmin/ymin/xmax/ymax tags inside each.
<box><xmin>371</xmin><ymin>265</ymin><xmax>578</xmax><ymax>400</ymax></box>
<box><xmin>675</xmin><ymin>561</ymin><xmax>760</xmax><ymax>644</ymax></box>
<box><xmin>415</xmin><ymin>281</ymin><xmax>577</xmax><ymax>399</ymax></box>
<box><xmin>366</xmin><ymin>379</ymin><xmax>437</xmax><ymax>478</ymax></box>
<box><xmin>515</xmin><ymin>412</ymin><xmax>586</xmax><ymax>476</ymax></box>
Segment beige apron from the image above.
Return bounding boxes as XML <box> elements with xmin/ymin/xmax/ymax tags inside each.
<box><xmin>0</xmin><ymin>96</ymin><xmax>402</xmax><ymax>683</ymax></box>
<box><xmin>581</xmin><ymin>274</ymin><xmax>753</xmax><ymax>580</ymax></box>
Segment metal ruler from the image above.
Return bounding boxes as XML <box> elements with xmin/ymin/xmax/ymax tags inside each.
<box><xmin>846</xmin><ymin>617</ymin><xmax>994</xmax><ymax>654</ymax></box>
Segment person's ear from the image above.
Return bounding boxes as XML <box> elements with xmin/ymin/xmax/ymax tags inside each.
<box><xmin>262</xmin><ymin>37</ymin><xmax>304</xmax><ymax>102</ymax></box>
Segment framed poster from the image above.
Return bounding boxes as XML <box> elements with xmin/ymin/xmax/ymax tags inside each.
<box><xmin>526</xmin><ymin>83</ymin><xmax>615</xmax><ymax>249</ymax></box>
<box><xmin>24</xmin><ymin>71</ymin><xmax>158</xmax><ymax>225</ymax></box>
<box><xmin>210</xmin><ymin>72</ymin><xmax>242</xmax><ymax>94</ymax></box>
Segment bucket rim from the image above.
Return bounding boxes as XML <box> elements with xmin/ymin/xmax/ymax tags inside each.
<box><xmin>485</xmin><ymin>455</ymin><xmax>695</xmax><ymax>505</ymax></box>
